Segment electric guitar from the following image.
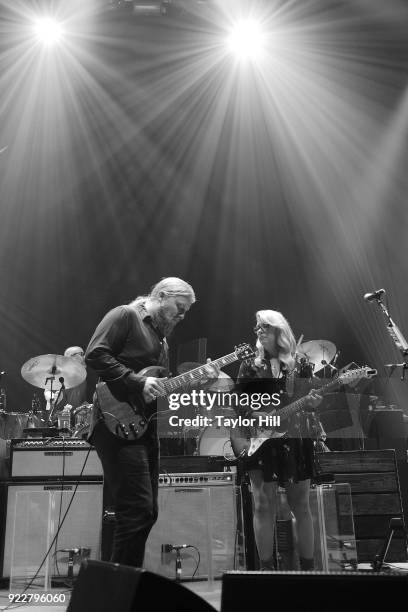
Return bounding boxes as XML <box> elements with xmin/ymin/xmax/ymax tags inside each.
<box><xmin>230</xmin><ymin>366</ymin><xmax>377</xmax><ymax>460</ymax></box>
<box><xmin>95</xmin><ymin>343</ymin><xmax>254</xmax><ymax>440</ymax></box>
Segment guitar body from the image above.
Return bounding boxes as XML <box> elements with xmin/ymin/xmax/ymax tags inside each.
<box><xmin>229</xmin><ymin>414</ymin><xmax>286</xmax><ymax>461</ymax></box>
<box><xmin>94</xmin><ymin>344</ymin><xmax>255</xmax><ymax>441</ymax></box>
<box><xmin>95</xmin><ymin>366</ymin><xmax>168</xmax><ymax>441</ymax></box>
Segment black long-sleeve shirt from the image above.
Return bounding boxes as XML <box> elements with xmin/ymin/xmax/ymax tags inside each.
<box><xmin>85</xmin><ymin>303</ymin><xmax>169</xmax><ymax>403</ymax></box>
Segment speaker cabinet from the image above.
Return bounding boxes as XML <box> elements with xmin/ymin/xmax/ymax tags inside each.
<box><xmin>144</xmin><ymin>478</ymin><xmax>242</xmax><ymax>580</ymax></box>
<box><xmin>0</xmin><ymin>480</ymin><xmax>103</xmax><ymax>581</ymax></box>
<box><xmin>67</xmin><ymin>559</ymin><xmax>216</xmax><ymax>612</ymax></box>
<box><xmin>221</xmin><ymin>571</ymin><xmax>408</xmax><ymax>612</ymax></box>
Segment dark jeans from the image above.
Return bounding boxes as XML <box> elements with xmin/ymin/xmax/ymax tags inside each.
<box><xmin>90</xmin><ymin>420</ymin><xmax>159</xmax><ymax>568</ymax></box>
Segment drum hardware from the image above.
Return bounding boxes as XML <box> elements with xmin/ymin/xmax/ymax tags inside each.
<box><xmin>21</xmin><ymin>354</ymin><xmax>90</xmax><ymax>435</ymax></box>
<box><xmin>48</xmin><ymin>378</ymin><xmax>67</xmax><ymax>427</ymax></box>
<box><xmin>0</xmin><ymin>410</ymin><xmax>43</xmax><ymax>439</ymax></box>
<box><xmin>298</xmin><ymin>340</ymin><xmax>337</xmax><ymax>374</ymax></box>
<box><xmin>31</xmin><ymin>392</ymin><xmax>41</xmax><ymax>413</ymax></box>
<box><xmin>71</xmin><ymin>403</ymin><xmax>93</xmax><ymax>439</ymax></box>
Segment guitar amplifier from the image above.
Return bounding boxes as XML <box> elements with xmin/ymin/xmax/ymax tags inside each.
<box><xmin>0</xmin><ymin>480</ymin><xmax>103</xmax><ymax>580</ymax></box>
<box><xmin>159</xmin><ymin>454</ymin><xmax>233</xmax><ymax>474</ymax></box>
<box><xmin>144</xmin><ymin>471</ymin><xmax>243</xmax><ymax>580</ymax></box>
<box><xmin>158</xmin><ymin>471</ymin><xmax>235</xmax><ymax>486</ymax></box>
<box><xmin>10</xmin><ymin>439</ymin><xmax>103</xmax><ymax>479</ymax></box>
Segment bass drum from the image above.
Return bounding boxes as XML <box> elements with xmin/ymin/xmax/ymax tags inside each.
<box><xmin>198</xmin><ymin>425</ymin><xmax>235</xmax><ymax>460</ymax></box>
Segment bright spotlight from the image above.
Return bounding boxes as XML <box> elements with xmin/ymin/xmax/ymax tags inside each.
<box><xmin>226</xmin><ymin>19</ymin><xmax>266</xmax><ymax>61</ymax></box>
<box><xmin>33</xmin><ymin>17</ymin><xmax>64</xmax><ymax>46</ymax></box>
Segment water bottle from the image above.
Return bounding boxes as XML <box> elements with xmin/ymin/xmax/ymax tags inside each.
<box><xmin>58</xmin><ymin>404</ymin><xmax>72</xmax><ymax>431</ymax></box>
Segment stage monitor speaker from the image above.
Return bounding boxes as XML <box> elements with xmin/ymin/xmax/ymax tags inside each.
<box><xmin>67</xmin><ymin>559</ymin><xmax>216</xmax><ymax>612</ymax></box>
<box><xmin>221</xmin><ymin>571</ymin><xmax>408</xmax><ymax>612</ymax></box>
<box><xmin>0</xmin><ymin>480</ymin><xmax>103</xmax><ymax>580</ymax></box>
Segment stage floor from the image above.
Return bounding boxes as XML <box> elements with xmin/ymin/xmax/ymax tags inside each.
<box><xmin>0</xmin><ymin>580</ymin><xmax>223</xmax><ymax>611</ymax></box>
<box><xmin>2</xmin><ymin>566</ymin><xmax>408</xmax><ymax>611</ymax></box>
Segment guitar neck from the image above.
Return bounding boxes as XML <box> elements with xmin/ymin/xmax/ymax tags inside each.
<box><xmin>279</xmin><ymin>376</ymin><xmax>343</xmax><ymax>422</ymax></box>
<box><xmin>162</xmin><ymin>352</ymin><xmax>239</xmax><ymax>395</ymax></box>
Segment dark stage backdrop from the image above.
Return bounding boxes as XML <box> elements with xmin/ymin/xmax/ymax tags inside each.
<box><xmin>0</xmin><ymin>1</ymin><xmax>408</xmax><ymax>413</ymax></box>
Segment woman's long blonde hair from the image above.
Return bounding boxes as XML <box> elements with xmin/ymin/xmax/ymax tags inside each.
<box><xmin>254</xmin><ymin>309</ymin><xmax>297</xmax><ymax>371</ymax></box>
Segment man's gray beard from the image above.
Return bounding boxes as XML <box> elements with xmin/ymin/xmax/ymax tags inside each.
<box><xmin>151</xmin><ymin>310</ymin><xmax>176</xmax><ymax>337</ymax></box>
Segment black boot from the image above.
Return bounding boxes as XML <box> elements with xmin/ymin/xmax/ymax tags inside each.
<box><xmin>299</xmin><ymin>556</ymin><xmax>314</xmax><ymax>571</ymax></box>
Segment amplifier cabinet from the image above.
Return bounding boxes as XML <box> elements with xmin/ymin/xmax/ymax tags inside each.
<box><xmin>144</xmin><ymin>472</ymin><xmax>245</xmax><ymax>580</ymax></box>
<box><xmin>10</xmin><ymin>440</ymin><xmax>103</xmax><ymax>478</ymax></box>
<box><xmin>0</xmin><ymin>480</ymin><xmax>103</xmax><ymax>581</ymax></box>
<box><xmin>318</xmin><ymin>450</ymin><xmax>407</xmax><ymax>562</ymax></box>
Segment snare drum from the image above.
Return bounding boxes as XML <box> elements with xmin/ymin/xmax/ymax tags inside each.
<box><xmin>198</xmin><ymin>425</ymin><xmax>234</xmax><ymax>459</ymax></box>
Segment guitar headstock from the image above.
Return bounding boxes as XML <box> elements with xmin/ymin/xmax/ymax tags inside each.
<box><xmin>234</xmin><ymin>343</ymin><xmax>255</xmax><ymax>361</ymax></box>
<box><xmin>338</xmin><ymin>366</ymin><xmax>377</xmax><ymax>385</ymax></box>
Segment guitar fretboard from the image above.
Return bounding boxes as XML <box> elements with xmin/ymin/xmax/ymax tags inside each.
<box><xmin>162</xmin><ymin>352</ymin><xmax>240</xmax><ymax>395</ymax></box>
<box><xmin>278</xmin><ymin>368</ymin><xmax>373</xmax><ymax>422</ymax></box>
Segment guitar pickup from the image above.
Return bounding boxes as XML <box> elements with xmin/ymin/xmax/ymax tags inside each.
<box><xmin>118</xmin><ymin>423</ymin><xmax>129</xmax><ymax>438</ymax></box>
<box><xmin>129</xmin><ymin>423</ymin><xmax>139</xmax><ymax>436</ymax></box>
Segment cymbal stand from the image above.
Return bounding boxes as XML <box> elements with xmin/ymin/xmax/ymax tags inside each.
<box><xmin>321</xmin><ymin>360</ymin><xmax>338</xmax><ymax>379</ymax></box>
<box><xmin>46</xmin><ymin>369</ymin><xmax>64</xmax><ymax>426</ymax></box>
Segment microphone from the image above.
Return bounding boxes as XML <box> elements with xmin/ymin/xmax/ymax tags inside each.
<box><xmin>60</xmin><ymin>548</ymin><xmax>81</xmax><ymax>554</ymax></box>
<box><xmin>364</xmin><ymin>288</ymin><xmax>385</xmax><ymax>302</ymax></box>
<box><xmin>162</xmin><ymin>543</ymin><xmax>188</xmax><ymax>553</ymax></box>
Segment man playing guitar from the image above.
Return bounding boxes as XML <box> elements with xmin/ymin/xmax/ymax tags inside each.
<box><xmin>85</xmin><ymin>277</ymin><xmax>218</xmax><ymax>568</ymax></box>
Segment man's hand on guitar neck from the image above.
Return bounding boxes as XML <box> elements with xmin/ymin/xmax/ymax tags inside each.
<box><xmin>143</xmin><ymin>377</ymin><xmax>166</xmax><ymax>403</ymax></box>
<box><xmin>200</xmin><ymin>358</ymin><xmax>220</xmax><ymax>385</ymax></box>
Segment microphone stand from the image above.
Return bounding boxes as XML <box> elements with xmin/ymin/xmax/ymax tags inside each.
<box><xmin>372</xmin><ymin>517</ymin><xmax>406</xmax><ymax>571</ymax></box>
<box><xmin>367</xmin><ymin>295</ymin><xmax>408</xmax><ymax>571</ymax></box>
<box><xmin>372</xmin><ymin>295</ymin><xmax>408</xmax><ymax>380</ymax></box>
<box><xmin>47</xmin><ymin>374</ymin><xmax>65</xmax><ymax>427</ymax></box>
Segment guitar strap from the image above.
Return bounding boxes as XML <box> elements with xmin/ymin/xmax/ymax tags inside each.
<box><xmin>157</xmin><ymin>337</ymin><xmax>169</xmax><ymax>373</ymax></box>
<box><xmin>285</xmin><ymin>367</ymin><xmax>295</xmax><ymax>398</ymax></box>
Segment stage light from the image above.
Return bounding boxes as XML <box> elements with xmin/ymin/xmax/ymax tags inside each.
<box><xmin>226</xmin><ymin>19</ymin><xmax>266</xmax><ymax>61</ymax></box>
<box><xmin>32</xmin><ymin>17</ymin><xmax>64</xmax><ymax>46</ymax></box>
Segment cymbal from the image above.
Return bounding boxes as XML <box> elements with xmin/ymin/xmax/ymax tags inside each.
<box><xmin>21</xmin><ymin>354</ymin><xmax>86</xmax><ymax>389</ymax></box>
<box><xmin>298</xmin><ymin>340</ymin><xmax>337</xmax><ymax>374</ymax></box>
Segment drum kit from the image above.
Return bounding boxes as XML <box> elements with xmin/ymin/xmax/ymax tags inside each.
<box><xmin>297</xmin><ymin>339</ymin><xmax>338</xmax><ymax>375</ymax></box>
<box><xmin>0</xmin><ymin>353</ymin><xmax>92</xmax><ymax>440</ymax></box>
